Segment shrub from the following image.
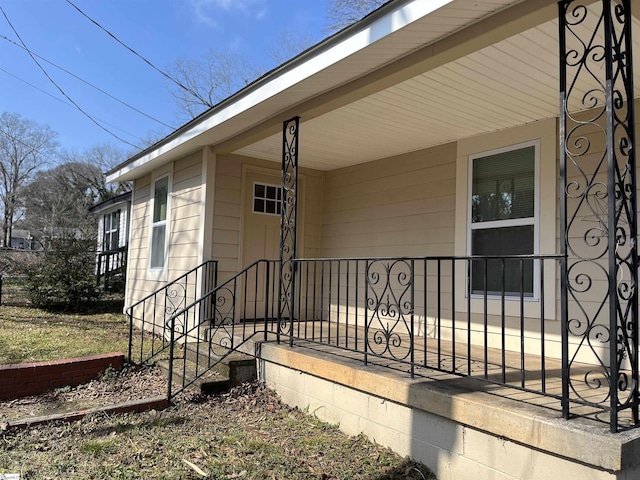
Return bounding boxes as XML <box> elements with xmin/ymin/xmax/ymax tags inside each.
<box><xmin>16</xmin><ymin>237</ymin><xmax>101</xmax><ymax>311</ymax></box>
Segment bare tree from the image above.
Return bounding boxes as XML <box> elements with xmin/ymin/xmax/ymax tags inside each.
<box><xmin>265</xmin><ymin>30</ymin><xmax>316</xmax><ymax>66</ymax></box>
<box><xmin>326</xmin><ymin>0</ymin><xmax>388</xmax><ymax>33</ymax></box>
<box><xmin>60</xmin><ymin>143</ymin><xmax>131</xmax><ymax>203</ymax></box>
<box><xmin>166</xmin><ymin>4</ymin><xmax>386</xmax><ymax>119</ymax></box>
<box><xmin>0</xmin><ymin>112</ymin><xmax>58</xmax><ymax>248</ymax></box>
<box><xmin>168</xmin><ymin>49</ymin><xmax>262</xmax><ymax>120</ymax></box>
<box><xmin>19</xmin><ymin>162</ymin><xmax>101</xmax><ymax>248</ymax></box>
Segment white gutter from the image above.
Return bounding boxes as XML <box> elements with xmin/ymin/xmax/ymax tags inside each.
<box><xmin>106</xmin><ymin>0</ymin><xmax>454</xmax><ymax>183</ymax></box>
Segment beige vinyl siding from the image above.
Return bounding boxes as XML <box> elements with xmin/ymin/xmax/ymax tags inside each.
<box><xmin>124</xmin><ymin>150</ymin><xmax>205</xmax><ymax>317</ymax></box>
<box><xmin>321</xmin><ymin>142</ymin><xmax>457</xmax><ymax>258</ymax></box>
<box><xmin>125</xmin><ymin>173</ymin><xmax>152</xmax><ymax>310</ymax></box>
<box><xmin>308</xmin><ymin>143</ymin><xmax>456</xmax><ymax>330</ymax></box>
<box><xmin>168</xmin><ymin>152</ymin><xmax>203</xmax><ymax>279</ymax></box>
<box><xmin>211</xmin><ymin>155</ymin><xmax>242</xmax><ymax>283</ymax></box>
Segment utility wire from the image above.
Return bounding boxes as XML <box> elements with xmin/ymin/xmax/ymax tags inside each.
<box><xmin>65</xmin><ymin>0</ymin><xmax>201</xmax><ymax>102</ymax></box>
<box><xmin>0</xmin><ymin>34</ymin><xmax>175</xmax><ymax>130</ymax></box>
<box><xmin>0</xmin><ymin>67</ymin><xmax>149</xmax><ymax>143</ymax></box>
<box><xmin>0</xmin><ymin>6</ymin><xmax>141</xmax><ymax>149</ymax></box>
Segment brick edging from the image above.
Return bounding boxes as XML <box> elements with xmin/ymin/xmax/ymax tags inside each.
<box><xmin>0</xmin><ymin>352</ymin><xmax>125</xmax><ymax>400</ymax></box>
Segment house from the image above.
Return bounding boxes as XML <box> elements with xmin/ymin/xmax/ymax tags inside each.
<box><xmin>9</xmin><ymin>229</ymin><xmax>37</xmax><ymax>250</ymax></box>
<box><xmin>89</xmin><ymin>191</ymin><xmax>131</xmax><ymax>287</ymax></box>
<box><xmin>107</xmin><ymin>0</ymin><xmax>640</xmax><ymax>478</ymax></box>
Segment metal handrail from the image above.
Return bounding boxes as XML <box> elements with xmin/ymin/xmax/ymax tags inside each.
<box><xmin>127</xmin><ymin>260</ymin><xmax>219</xmax><ymax>364</ymax></box>
<box><xmin>129</xmin><ymin>252</ymin><xmax>636</xmax><ymax>431</ymax></box>
<box><xmin>164</xmin><ymin>259</ymin><xmax>278</xmax><ymax>399</ymax></box>
<box><xmin>127</xmin><ymin>260</ymin><xmax>219</xmax><ymax>316</ymax></box>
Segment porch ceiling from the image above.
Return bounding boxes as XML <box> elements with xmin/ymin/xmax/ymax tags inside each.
<box><xmin>107</xmin><ymin>0</ymin><xmax>640</xmax><ymax>182</ymax></box>
<box><xmin>235</xmin><ymin>13</ymin><xmax>640</xmax><ymax>171</ymax></box>
<box><xmin>107</xmin><ymin>0</ymin><xmax>543</xmax><ymax>182</ymax></box>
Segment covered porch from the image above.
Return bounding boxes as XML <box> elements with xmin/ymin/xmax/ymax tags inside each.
<box><xmin>115</xmin><ymin>0</ymin><xmax>640</xmax><ymax>468</ymax></box>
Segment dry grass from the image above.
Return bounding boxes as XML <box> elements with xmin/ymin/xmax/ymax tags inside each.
<box><xmin>0</xmin><ymin>305</ymin><xmax>437</xmax><ymax>479</ymax></box>
<box><xmin>0</xmin><ymin>384</ymin><xmax>435</xmax><ymax>480</ymax></box>
<box><xmin>0</xmin><ymin>305</ymin><xmax>130</xmax><ymax>365</ymax></box>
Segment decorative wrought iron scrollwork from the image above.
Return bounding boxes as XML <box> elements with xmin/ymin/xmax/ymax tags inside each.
<box><xmin>208</xmin><ymin>286</ymin><xmax>236</xmax><ymax>357</ymax></box>
<box><xmin>278</xmin><ymin>117</ymin><xmax>299</xmax><ymax>337</ymax></box>
<box><xmin>560</xmin><ymin>0</ymin><xmax>638</xmax><ymax>430</ymax></box>
<box><xmin>164</xmin><ymin>283</ymin><xmax>187</xmax><ymax>334</ymax></box>
<box><xmin>365</xmin><ymin>259</ymin><xmax>414</xmax><ymax>361</ymax></box>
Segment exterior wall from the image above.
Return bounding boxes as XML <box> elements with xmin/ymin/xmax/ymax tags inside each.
<box><xmin>125</xmin><ymin>150</ymin><xmax>205</xmax><ymax>314</ymax></box>
<box><xmin>168</xmin><ymin>151</ymin><xmax>203</xmax><ymax>279</ymax></box>
<box><xmin>211</xmin><ymin>153</ymin><xmax>324</xmax><ymax>284</ymax></box>
<box><xmin>321</xmin><ymin>142</ymin><xmax>456</xmax><ymax>258</ymax></box>
<box><xmin>312</xmin><ymin>142</ymin><xmax>457</xmax><ymax>333</ymax></box>
<box><xmin>126</xmin><ymin>171</ymin><xmax>152</xmax><ymax>309</ymax></box>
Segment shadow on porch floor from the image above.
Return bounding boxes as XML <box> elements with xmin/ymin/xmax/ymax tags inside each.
<box><xmin>227</xmin><ymin>319</ymin><xmax>635</xmax><ymax>431</ymax></box>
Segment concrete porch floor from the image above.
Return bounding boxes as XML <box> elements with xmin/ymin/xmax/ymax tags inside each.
<box><xmin>216</xmin><ymin>319</ymin><xmax>640</xmax><ymax>477</ymax></box>
<box><xmin>232</xmin><ymin>318</ymin><xmax>635</xmax><ymax>426</ymax></box>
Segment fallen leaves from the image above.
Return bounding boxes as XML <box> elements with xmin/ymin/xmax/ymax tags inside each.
<box><xmin>0</xmin><ymin>382</ymin><xmax>435</xmax><ymax>479</ymax></box>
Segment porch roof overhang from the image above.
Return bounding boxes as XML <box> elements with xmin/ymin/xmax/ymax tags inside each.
<box><xmin>107</xmin><ymin>0</ymin><xmax>640</xmax><ymax>182</ymax></box>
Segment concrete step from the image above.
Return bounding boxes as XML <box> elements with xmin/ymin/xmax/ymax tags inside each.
<box><xmin>183</xmin><ymin>342</ymin><xmax>256</xmax><ymax>386</ymax></box>
<box><xmin>158</xmin><ymin>358</ymin><xmax>231</xmax><ymax>395</ymax></box>
<box><xmin>158</xmin><ymin>343</ymin><xmax>257</xmax><ymax>395</ymax></box>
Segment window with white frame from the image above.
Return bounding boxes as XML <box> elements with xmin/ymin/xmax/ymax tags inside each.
<box><xmin>253</xmin><ymin>182</ymin><xmax>282</xmax><ymax>215</ymax></box>
<box><xmin>103</xmin><ymin>210</ymin><xmax>120</xmax><ymax>251</ymax></box>
<box><xmin>150</xmin><ymin>176</ymin><xmax>169</xmax><ymax>269</ymax></box>
<box><xmin>469</xmin><ymin>142</ymin><xmax>538</xmax><ymax>297</ymax></box>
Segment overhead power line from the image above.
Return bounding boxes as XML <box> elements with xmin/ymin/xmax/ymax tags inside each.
<box><xmin>0</xmin><ymin>67</ymin><xmax>150</xmax><ymax>144</ymax></box>
<box><xmin>0</xmin><ymin>6</ymin><xmax>141</xmax><ymax>149</ymax></box>
<box><xmin>65</xmin><ymin>0</ymin><xmax>201</xmax><ymax>103</ymax></box>
<box><xmin>0</xmin><ymin>34</ymin><xmax>176</xmax><ymax>130</ymax></box>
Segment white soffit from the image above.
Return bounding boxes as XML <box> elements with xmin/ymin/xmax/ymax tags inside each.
<box><xmin>235</xmin><ymin>11</ymin><xmax>640</xmax><ymax>171</ymax></box>
<box><xmin>107</xmin><ymin>0</ymin><xmax>525</xmax><ymax>182</ymax></box>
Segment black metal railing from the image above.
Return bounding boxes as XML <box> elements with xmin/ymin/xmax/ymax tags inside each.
<box><xmin>128</xmin><ymin>253</ymin><xmax>635</xmax><ymax>430</ymax></box>
<box><xmin>96</xmin><ymin>247</ymin><xmax>127</xmax><ymax>288</ymax></box>
<box><xmin>127</xmin><ymin>260</ymin><xmax>218</xmax><ymax>365</ymax></box>
<box><xmin>291</xmin><ymin>256</ymin><xmax>562</xmax><ymax>390</ymax></box>
<box><xmin>164</xmin><ymin>259</ymin><xmax>279</xmax><ymax>399</ymax></box>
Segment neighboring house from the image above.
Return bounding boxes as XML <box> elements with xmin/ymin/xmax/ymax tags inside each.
<box><xmin>9</xmin><ymin>229</ymin><xmax>36</xmax><ymax>250</ymax></box>
<box><xmin>107</xmin><ymin>1</ymin><xmax>640</xmax><ymax>478</ymax></box>
<box><xmin>89</xmin><ymin>192</ymin><xmax>131</xmax><ymax>286</ymax></box>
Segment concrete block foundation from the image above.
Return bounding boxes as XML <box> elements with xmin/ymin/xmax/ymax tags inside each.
<box><xmin>253</xmin><ymin>341</ymin><xmax>640</xmax><ymax>480</ymax></box>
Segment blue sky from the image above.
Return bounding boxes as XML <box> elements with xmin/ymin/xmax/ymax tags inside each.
<box><xmin>0</xmin><ymin>0</ymin><xmax>327</xmax><ymax>157</ymax></box>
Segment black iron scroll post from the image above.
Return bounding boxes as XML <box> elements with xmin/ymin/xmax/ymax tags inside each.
<box><xmin>278</xmin><ymin>117</ymin><xmax>300</xmax><ymax>346</ymax></box>
<box><xmin>559</xmin><ymin>0</ymin><xmax>638</xmax><ymax>432</ymax></box>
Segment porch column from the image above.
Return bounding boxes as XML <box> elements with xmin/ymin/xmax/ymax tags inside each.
<box><xmin>278</xmin><ymin>117</ymin><xmax>300</xmax><ymax>345</ymax></box>
<box><xmin>559</xmin><ymin>0</ymin><xmax>638</xmax><ymax>432</ymax></box>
